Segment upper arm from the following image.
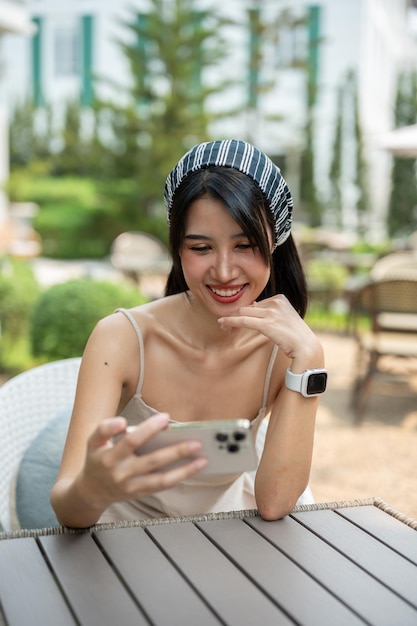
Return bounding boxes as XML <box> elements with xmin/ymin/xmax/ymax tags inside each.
<box><xmin>57</xmin><ymin>312</ymin><xmax>139</xmax><ymax>478</ymax></box>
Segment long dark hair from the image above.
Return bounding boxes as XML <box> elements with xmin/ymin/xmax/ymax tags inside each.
<box><xmin>164</xmin><ymin>167</ymin><xmax>308</xmax><ymax>317</ymax></box>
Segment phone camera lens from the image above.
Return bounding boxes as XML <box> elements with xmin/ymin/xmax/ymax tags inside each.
<box><xmin>215</xmin><ymin>432</ymin><xmax>228</xmax><ymax>442</ymax></box>
<box><xmin>233</xmin><ymin>431</ymin><xmax>246</xmax><ymax>441</ymax></box>
<box><xmin>227</xmin><ymin>443</ymin><xmax>239</xmax><ymax>453</ymax></box>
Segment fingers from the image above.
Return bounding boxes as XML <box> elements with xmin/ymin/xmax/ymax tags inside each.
<box><xmin>126</xmin><ymin>454</ymin><xmax>208</xmax><ymax>498</ymax></box>
<box><xmin>88</xmin><ymin>417</ymin><xmax>128</xmax><ymax>450</ymax></box>
<box><xmin>80</xmin><ymin>414</ymin><xmax>208</xmax><ymax>510</ymax></box>
<box><xmin>218</xmin><ymin>295</ymin><xmax>307</xmax><ymax>354</ymax></box>
<box><xmin>87</xmin><ymin>413</ymin><xmax>169</xmax><ymax>460</ymax></box>
<box><xmin>111</xmin><ymin>413</ymin><xmax>208</xmax><ymax>477</ymax></box>
<box><xmin>218</xmin><ymin>295</ymin><xmax>289</xmax><ymax>329</ymax></box>
<box><xmin>218</xmin><ymin>308</ymin><xmax>268</xmax><ymax>330</ymax></box>
<box><xmin>113</xmin><ymin>413</ymin><xmax>170</xmax><ymax>457</ymax></box>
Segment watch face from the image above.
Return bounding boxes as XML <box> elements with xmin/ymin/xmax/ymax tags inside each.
<box><xmin>306</xmin><ymin>372</ymin><xmax>327</xmax><ymax>395</ymax></box>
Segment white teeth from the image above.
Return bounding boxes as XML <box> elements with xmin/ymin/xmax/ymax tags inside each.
<box><xmin>211</xmin><ymin>287</ymin><xmax>242</xmax><ymax>297</ymax></box>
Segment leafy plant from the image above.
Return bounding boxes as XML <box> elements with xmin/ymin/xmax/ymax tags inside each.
<box><xmin>6</xmin><ymin>174</ymin><xmax>116</xmax><ymax>259</ymax></box>
<box><xmin>90</xmin><ymin>0</ymin><xmax>239</xmax><ymax>240</ymax></box>
<box><xmin>0</xmin><ymin>258</ymin><xmax>40</xmax><ymax>370</ymax></box>
<box><xmin>388</xmin><ymin>70</ymin><xmax>417</xmax><ymax>237</ymax></box>
<box><xmin>30</xmin><ymin>278</ymin><xmax>147</xmax><ymax>360</ymax></box>
<box><xmin>0</xmin><ymin>258</ymin><xmax>40</xmax><ymax>338</ymax></box>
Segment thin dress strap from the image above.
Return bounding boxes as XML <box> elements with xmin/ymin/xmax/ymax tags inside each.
<box><xmin>115</xmin><ymin>307</ymin><xmax>277</xmax><ymax>409</ymax></box>
<box><xmin>115</xmin><ymin>308</ymin><xmax>145</xmax><ymax>394</ymax></box>
<box><xmin>261</xmin><ymin>344</ymin><xmax>279</xmax><ymax>408</ymax></box>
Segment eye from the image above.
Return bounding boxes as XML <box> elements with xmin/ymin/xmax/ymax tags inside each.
<box><xmin>190</xmin><ymin>245</ymin><xmax>211</xmax><ymax>253</ymax></box>
<box><xmin>236</xmin><ymin>242</ymin><xmax>256</xmax><ymax>250</ymax></box>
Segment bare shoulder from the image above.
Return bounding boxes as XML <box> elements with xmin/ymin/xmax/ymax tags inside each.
<box><xmin>124</xmin><ymin>294</ymin><xmax>183</xmax><ymax>331</ymax></box>
<box><xmin>88</xmin><ymin>308</ymin><xmax>136</xmax><ymax>345</ymax></box>
<box><xmin>80</xmin><ymin>308</ymin><xmax>146</xmax><ymax>385</ymax></box>
<box><xmin>84</xmin><ymin>296</ymin><xmax>179</xmax><ymax>359</ymax></box>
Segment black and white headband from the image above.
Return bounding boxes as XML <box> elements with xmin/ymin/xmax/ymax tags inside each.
<box><xmin>164</xmin><ymin>139</ymin><xmax>293</xmax><ymax>249</ymax></box>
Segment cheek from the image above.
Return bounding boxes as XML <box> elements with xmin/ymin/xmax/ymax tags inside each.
<box><xmin>248</xmin><ymin>255</ymin><xmax>271</xmax><ymax>290</ymax></box>
<box><xmin>179</xmin><ymin>249</ymin><xmax>207</xmax><ymax>283</ymax></box>
<box><xmin>243</xmin><ymin>253</ymin><xmax>270</xmax><ymax>276</ymax></box>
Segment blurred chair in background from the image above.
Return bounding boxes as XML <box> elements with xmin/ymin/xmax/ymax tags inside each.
<box><xmin>350</xmin><ymin>278</ymin><xmax>417</xmax><ymax>425</ymax></box>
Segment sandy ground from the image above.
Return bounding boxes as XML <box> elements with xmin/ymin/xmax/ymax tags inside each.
<box><xmin>310</xmin><ymin>332</ymin><xmax>417</xmax><ymax>521</ymax></box>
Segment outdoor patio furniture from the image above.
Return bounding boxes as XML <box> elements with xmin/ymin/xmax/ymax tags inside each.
<box><xmin>0</xmin><ymin>357</ymin><xmax>81</xmax><ymax>531</ymax></box>
<box><xmin>110</xmin><ymin>231</ymin><xmax>170</xmax><ymax>284</ymax></box>
<box><xmin>350</xmin><ymin>278</ymin><xmax>417</xmax><ymax>425</ymax></box>
<box><xmin>370</xmin><ymin>250</ymin><xmax>417</xmax><ymax>281</ymax></box>
<box><xmin>2</xmin><ymin>498</ymin><xmax>417</xmax><ymax>625</ymax></box>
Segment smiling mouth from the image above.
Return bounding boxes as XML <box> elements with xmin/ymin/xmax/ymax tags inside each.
<box><xmin>208</xmin><ymin>285</ymin><xmax>246</xmax><ymax>297</ymax></box>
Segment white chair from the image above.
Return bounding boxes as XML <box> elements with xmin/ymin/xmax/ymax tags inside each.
<box><xmin>0</xmin><ymin>358</ymin><xmax>81</xmax><ymax>531</ymax></box>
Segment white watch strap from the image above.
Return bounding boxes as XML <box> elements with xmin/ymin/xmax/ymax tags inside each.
<box><xmin>285</xmin><ymin>367</ymin><xmax>327</xmax><ymax>397</ymax></box>
<box><xmin>285</xmin><ymin>368</ymin><xmax>304</xmax><ymax>393</ymax></box>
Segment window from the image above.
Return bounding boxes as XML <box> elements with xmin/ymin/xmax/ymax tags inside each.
<box><xmin>275</xmin><ymin>12</ymin><xmax>308</xmax><ymax>69</ymax></box>
<box><xmin>54</xmin><ymin>21</ymin><xmax>79</xmax><ymax>77</ymax></box>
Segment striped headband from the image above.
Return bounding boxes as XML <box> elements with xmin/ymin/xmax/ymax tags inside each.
<box><xmin>164</xmin><ymin>139</ymin><xmax>293</xmax><ymax>249</ymax></box>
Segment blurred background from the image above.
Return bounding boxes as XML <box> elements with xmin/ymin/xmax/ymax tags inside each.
<box><xmin>0</xmin><ymin>0</ymin><xmax>416</xmax><ymax>516</ymax></box>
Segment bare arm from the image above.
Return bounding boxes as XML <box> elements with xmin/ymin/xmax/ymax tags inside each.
<box><xmin>51</xmin><ymin>313</ymin><xmax>206</xmax><ymax>528</ymax></box>
<box><xmin>218</xmin><ymin>295</ymin><xmax>324</xmax><ymax>520</ymax></box>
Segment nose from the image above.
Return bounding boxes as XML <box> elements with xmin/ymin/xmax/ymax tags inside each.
<box><xmin>210</xmin><ymin>250</ymin><xmax>239</xmax><ymax>282</ymax></box>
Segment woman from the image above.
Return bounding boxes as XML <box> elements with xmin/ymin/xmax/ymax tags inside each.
<box><xmin>51</xmin><ymin>139</ymin><xmax>326</xmax><ymax>528</ymax></box>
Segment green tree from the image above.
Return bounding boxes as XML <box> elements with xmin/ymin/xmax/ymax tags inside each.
<box><xmin>328</xmin><ymin>70</ymin><xmax>370</xmax><ymax>235</ymax></box>
<box><xmin>299</xmin><ymin>6</ymin><xmax>322</xmax><ymax>226</ymax></box>
<box><xmin>8</xmin><ymin>99</ymin><xmax>35</xmax><ymax>168</ymax></box>
<box><xmin>387</xmin><ymin>70</ymin><xmax>417</xmax><ymax>237</ymax></box>
<box><xmin>300</xmin><ymin>109</ymin><xmax>321</xmax><ymax>226</ymax></box>
<box><xmin>95</xmin><ymin>0</ymin><xmax>237</xmax><ymax>240</ymax></box>
<box><xmin>53</xmin><ymin>100</ymin><xmax>84</xmax><ymax>176</ymax></box>
<box><xmin>9</xmin><ymin>99</ymin><xmax>53</xmax><ymax>170</ymax></box>
<box><xmin>329</xmin><ymin>83</ymin><xmax>344</xmax><ymax>226</ymax></box>
<box><xmin>349</xmin><ymin>71</ymin><xmax>370</xmax><ymax>235</ymax></box>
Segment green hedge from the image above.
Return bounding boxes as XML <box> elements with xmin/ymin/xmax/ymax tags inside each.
<box><xmin>0</xmin><ymin>258</ymin><xmax>41</xmax><ymax>370</ymax></box>
<box><xmin>6</xmin><ymin>174</ymin><xmax>117</xmax><ymax>259</ymax></box>
<box><xmin>30</xmin><ymin>278</ymin><xmax>147</xmax><ymax>360</ymax></box>
<box><xmin>0</xmin><ymin>258</ymin><xmax>40</xmax><ymax>338</ymax></box>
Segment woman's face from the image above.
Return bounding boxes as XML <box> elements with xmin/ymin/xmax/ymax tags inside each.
<box><xmin>179</xmin><ymin>195</ymin><xmax>272</xmax><ymax>317</ymax></box>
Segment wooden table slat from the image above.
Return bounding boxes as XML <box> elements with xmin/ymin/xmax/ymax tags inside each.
<box><xmin>336</xmin><ymin>505</ymin><xmax>417</xmax><ymax>565</ymax></box>
<box><xmin>94</xmin><ymin>527</ymin><xmax>221</xmax><ymax>626</ymax></box>
<box><xmin>197</xmin><ymin>518</ymin><xmax>365</xmax><ymax>626</ymax></box>
<box><xmin>246</xmin><ymin>513</ymin><xmax>417</xmax><ymax>626</ymax></box>
<box><xmin>292</xmin><ymin>509</ymin><xmax>417</xmax><ymax>608</ymax></box>
<box><xmin>39</xmin><ymin>534</ymin><xmax>148</xmax><ymax>626</ymax></box>
<box><xmin>2</xmin><ymin>502</ymin><xmax>417</xmax><ymax>626</ymax></box>
<box><xmin>147</xmin><ymin>521</ymin><xmax>294</xmax><ymax>626</ymax></box>
<box><xmin>0</xmin><ymin>537</ymin><xmax>75</xmax><ymax>626</ymax></box>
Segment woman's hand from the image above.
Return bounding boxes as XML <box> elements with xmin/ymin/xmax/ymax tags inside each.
<box><xmin>78</xmin><ymin>413</ymin><xmax>207</xmax><ymax>507</ymax></box>
<box><xmin>61</xmin><ymin>413</ymin><xmax>207</xmax><ymax>525</ymax></box>
<box><xmin>218</xmin><ymin>294</ymin><xmax>323</xmax><ymax>372</ymax></box>
<box><xmin>219</xmin><ymin>296</ymin><xmax>324</xmax><ymax>520</ymax></box>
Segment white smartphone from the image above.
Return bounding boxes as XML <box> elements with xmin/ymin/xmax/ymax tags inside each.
<box><xmin>118</xmin><ymin>419</ymin><xmax>257</xmax><ymax>475</ymax></box>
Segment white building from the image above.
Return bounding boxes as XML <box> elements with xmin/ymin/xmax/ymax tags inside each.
<box><xmin>1</xmin><ymin>0</ymin><xmax>417</xmax><ymax>238</ymax></box>
<box><xmin>0</xmin><ymin>0</ymin><xmax>35</xmax><ymax>223</ymax></box>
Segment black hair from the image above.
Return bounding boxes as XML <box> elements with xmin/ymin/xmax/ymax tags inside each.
<box><xmin>164</xmin><ymin>166</ymin><xmax>308</xmax><ymax>317</ymax></box>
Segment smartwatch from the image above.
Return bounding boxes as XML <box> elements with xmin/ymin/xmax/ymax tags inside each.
<box><xmin>285</xmin><ymin>368</ymin><xmax>327</xmax><ymax>397</ymax></box>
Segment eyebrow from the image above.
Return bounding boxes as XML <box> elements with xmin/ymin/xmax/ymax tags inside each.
<box><xmin>184</xmin><ymin>232</ymin><xmax>247</xmax><ymax>241</ymax></box>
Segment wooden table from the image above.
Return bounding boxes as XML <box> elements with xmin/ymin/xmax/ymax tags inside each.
<box><xmin>1</xmin><ymin>498</ymin><xmax>416</xmax><ymax>625</ymax></box>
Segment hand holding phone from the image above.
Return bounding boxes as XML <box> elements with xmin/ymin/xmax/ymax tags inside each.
<box><xmin>117</xmin><ymin>419</ymin><xmax>257</xmax><ymax>475</ymax></box>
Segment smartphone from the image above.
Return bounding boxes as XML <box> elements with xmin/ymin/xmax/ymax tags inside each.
<box><xmin>118</xmin><ymin>419</ymin><xmax>257</xmax><ymax>475</ymax></box>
